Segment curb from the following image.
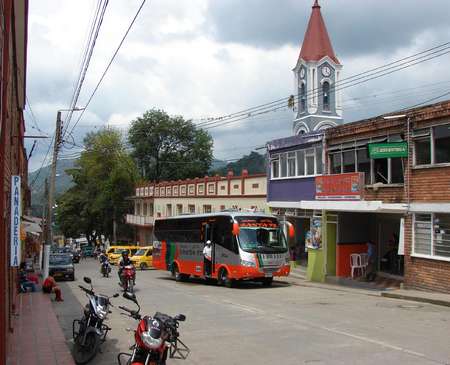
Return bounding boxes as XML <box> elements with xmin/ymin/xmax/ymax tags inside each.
<box><xmin>381</xmin><ymin>292</ymin><xmax>450</xmax><ymax>308</ymax></box>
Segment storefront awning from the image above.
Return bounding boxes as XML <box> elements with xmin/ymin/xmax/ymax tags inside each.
<box><xmin>269</xmin><ymin>200</ymin><xmax>407</xmax><ymax>213</ymax></box>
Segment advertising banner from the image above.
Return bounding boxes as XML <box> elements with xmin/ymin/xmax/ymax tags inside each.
<box><xmin>10</xmin><ymin>175</ymin><xmax>21</xmax><ymax>267</ymax></box>
<box><xmin>368</xmin><ymin>142</ymin><xmax>408</xmax><ymax>159</ymax></box>
<box><xmin>315</xmin><ymin>172</ymin><xmax>364</xmax><ymax>200</ymax></box>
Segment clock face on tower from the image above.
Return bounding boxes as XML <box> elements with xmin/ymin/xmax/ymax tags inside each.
<box><xmin>321</xmin><ymin>66</ymin><xmax>331</xmax><ymax>77</ymax></box>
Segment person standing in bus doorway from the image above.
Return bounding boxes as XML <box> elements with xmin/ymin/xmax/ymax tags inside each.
<box><xmin>203</xmin><ymin>240</ymin><xmax>212</xmax><ymax>277</ymax></box>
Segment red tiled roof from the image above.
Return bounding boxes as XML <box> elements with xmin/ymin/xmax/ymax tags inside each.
<box><xmin>299</xmin><ymin>0</ymin><xmax>340</xmax><ymax>65</ymax></box>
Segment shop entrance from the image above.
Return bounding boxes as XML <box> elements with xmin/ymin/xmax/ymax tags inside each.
<box><xmin>377</xmin><ymin>214</ymin><xmax>403</xmax><ymax>276</ymax></box>
<box><xmin>286</xmin><ymin>215</ymin><xmax>309</xmax><ymax>266</ymax></box>
<box><xmin>326</xmin><ymin>216</ymin><xmax>337</xmax><ymax>276</ymax></box>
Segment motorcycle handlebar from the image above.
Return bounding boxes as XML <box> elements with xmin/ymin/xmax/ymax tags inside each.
<box><xmin>78</xmin><ymin>285</ymin><xmax>94</xmax><ymax>296</ymax></box>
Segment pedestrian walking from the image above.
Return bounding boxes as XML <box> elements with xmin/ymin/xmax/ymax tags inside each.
<box><xmin>203</xmin><ymin>240</ymin><xmax>212</xmax><ymax>277</ymax></box>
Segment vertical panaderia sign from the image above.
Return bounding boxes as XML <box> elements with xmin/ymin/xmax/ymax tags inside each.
<box><xmin>10</xmin><ymin>175</ymin><xmax>21</xmax><ymax>267</ymax></box>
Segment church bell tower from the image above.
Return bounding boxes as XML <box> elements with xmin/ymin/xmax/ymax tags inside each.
<box><xmin>293</xmin><ymin>0</ymin><xmax>343</xmax><ymax>135</ymax></box>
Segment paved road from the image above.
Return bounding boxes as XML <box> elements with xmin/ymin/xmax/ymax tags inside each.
<box><xmin>53</xmin><ymin>259</ymin><xmax>450</xmax><ymax>365</ymax></box>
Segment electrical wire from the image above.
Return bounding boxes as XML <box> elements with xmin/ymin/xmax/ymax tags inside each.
<box><xmin>66</xmin><ymin>0</ymin><xmax>147</xmax><ymax>140</ymax></box>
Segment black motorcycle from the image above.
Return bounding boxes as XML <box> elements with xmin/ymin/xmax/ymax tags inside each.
<box><xmin>73</xmin><ymin>277</ymin><xmax>119</xmax><ymax>364</ymax></box>
<box><xmin>117</xmin><ymin>292</ymin><xmax>190</xmax><ymax>365</ymax></box>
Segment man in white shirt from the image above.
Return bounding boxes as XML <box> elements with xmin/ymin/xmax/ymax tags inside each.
<box><xmin>203</xmin><ymin>240</ymin><xmax>212</xmax><ymax>277</ymax></box>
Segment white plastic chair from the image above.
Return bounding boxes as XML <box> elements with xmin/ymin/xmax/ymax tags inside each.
<box><xmin>360</xmin><ymin>253</ymin><xmax>369</xmax><ymax>276</ymax></box>
<box><xmin>350</xmin><ymin>253</ymin><xmax>364</xmax><ymax>279</ymax></box>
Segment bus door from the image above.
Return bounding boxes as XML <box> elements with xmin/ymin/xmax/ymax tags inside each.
<box><xmin>202</xmin><ymin>222</ymin><xmax>216</xmax><ymax>276</ymax></box>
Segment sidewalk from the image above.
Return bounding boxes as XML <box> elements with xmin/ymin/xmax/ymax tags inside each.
<box><xmin>286</xmin><ymin>266</ymin><xmax>450</xmax><ymax>307</ymax></box>
<box><xmin>7</xmin><ymin>292</ymin><xmax>75</xmax><ymax>365</ymax></box>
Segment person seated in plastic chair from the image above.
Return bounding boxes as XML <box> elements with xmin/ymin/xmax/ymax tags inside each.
<box><xmin>42</xmin><ymin>274</ymin><xmax>64</xmax><ymax>302</ymax></box>
<box><xmin>19</xmin><ymin>262</ymin><xmax>36</xmax><ymax>293</ymax></box>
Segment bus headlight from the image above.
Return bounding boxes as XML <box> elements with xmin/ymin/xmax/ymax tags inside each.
<box><xmin>240</xmin><ymin>259</ymin><xmax>256</xmax><ymax>267</ymax></box>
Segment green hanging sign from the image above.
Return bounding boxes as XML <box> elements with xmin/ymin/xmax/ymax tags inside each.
<box><xmin>368</xmin><ymin>142</ymin><xmax>408</xmax><ymax>159</ymax></box>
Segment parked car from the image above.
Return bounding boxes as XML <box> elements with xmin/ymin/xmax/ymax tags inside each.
<box><xmin>130</xmin><ymin>246</ymin><xmax>153</xmax><ymax>270</ymax></box>
<box><xmin>49</xmin><ymin>254</ymin><xmax>75</xmax><ymax>281</ymax></box>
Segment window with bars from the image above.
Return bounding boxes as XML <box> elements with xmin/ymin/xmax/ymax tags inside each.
<box><xmin>414</xmin><ymin>213</ymin><xmax>450</xmax><ymax>260</ymax></box>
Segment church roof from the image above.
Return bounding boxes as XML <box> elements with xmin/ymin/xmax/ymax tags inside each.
<box><xmin>298</xmin><ymin>0</ymin><xmax>340</xmax><ymax>65</ymax></box>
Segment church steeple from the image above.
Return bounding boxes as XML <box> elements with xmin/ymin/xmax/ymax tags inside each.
<box><xmin>292</xmin><ymin>0</ymin><xmax>343</xmax><ymax>135</ymax></box>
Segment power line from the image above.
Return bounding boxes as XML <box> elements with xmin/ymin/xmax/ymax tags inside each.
<box><xmin>195</xmin><ymin>42</ymin><xmax>450</xmax><ymax>129</ymax></box>
<box><xmin>30</xmin><ymin>133</ymin><xmax>55</xmax><ymax>188</ymax></box>
<box><xmin>62</xmin><ymin>0</ymin><xmax>109</xmax><ymax>139</ymax></box>
<box><xmin>66</xmin><ymin>0</ymin><xmax>147</xmax><ymax>139</ymax></box>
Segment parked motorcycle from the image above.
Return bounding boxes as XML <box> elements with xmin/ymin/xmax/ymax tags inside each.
<box><xmin>117</xmin><ymin>292</ymin><xmax>190</xmax><ymax>365</ymax></box>
<box><xmin>73</xmin><ymin>277</ymin><xmax>119</xmax><ymax>364</ymax></box>
<box><xmin>120</xmin><ymin>265</ymin><xmax>136</xmax><ymax>293</ymax></box>
<box><xmin>101</xmin><ymin>259</ymin><xmax>111</xmax><ymax>278</ymax></box>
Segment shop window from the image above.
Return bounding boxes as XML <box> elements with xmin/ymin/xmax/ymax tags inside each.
<box><xmin>280</xmin><ymin>154</ymin><xmax>287</xmax><ymax>177</ymax></box>
<box><xmin>434</xmin><ymin>125</ymin><xmax>450</xmax><ymax>164</ymax></box>
<box><xmin>166</xmin><ymin>204</ymin><xmax>172</xmax><ymax>217</ymax></box>
<box><xmin>271</xmin><ymin>155</ymin><xmax>280</xmax><ymax>178</ymax></box>
<box><xmin>316</xmin><ymin>147</ymin><xmax>323</xmax><ymax>174</ymax></box>
<box><xmin>357</xmin><ymin>148</ymin><xmax>371</xmax><ymax>184</ymax></box>
<box><xmin>287</xmin><ymin>152</ymin><xmax>296</xmax><ymax>177</ymax></box>
<box><xmin>374</xmin><ymin>159</ymin><xmax>388</xmax><ymax>184</ymax></box>
<box><xmin>414</xmin><ymin>213</ymin><xmax>450</xmax><ymax>259</ymax></box>
<box><xmin>391</xmin><ymin>158</ymin><xmax>404</xmax><ymax>183</ymax></box>
<box><xmin>330</xmin><ymin>152</ymin><xmax>341</xmax><ymax>174</ymax></box>
<box><xmin>143</xmin><ymin>203</ymin><xmax>147</xmax><ymax>216</ymax></box>
<box><xmin>414</xmin><ymin>124</ymin><xmax>450</xmax><ymax>165</ymax></box>
<box><xmin>176</xmin><ymin>204</ymin><xmax>183</xmax><ymax>215</ymax></box>
<box><xmin>188</xmin><ymin>205</ymin><xmax>195</xmax><ymax>214</ymax></box>
<box><xmin>305</xmin><ymin>149</ymin><xmax>315</xmax><ymax>175</ymax></box>
<box><xmin>296</xmin><ymin>150</ymin><xmax>305</xmax><ymax>176</ymax></box>
<box><xmin>203</xmin><ymin>205</ymin><xmax>212</xmax><ymax>213</ymax></box>
<box><xmin>342</xmin><ymin>150</ymin><xmax>355</xmax><ymax>173</ymax></box>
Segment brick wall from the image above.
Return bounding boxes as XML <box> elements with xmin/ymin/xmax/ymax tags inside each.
<box><xmin>410</xmin><ymin>166</ymin><xmax>450</xmax><ymax>201</ymax></box>
<box><xmin>404</xmin><ymin>215</ymin><xmax>450</xmax><ymax>293</ymax></box>
<box><xmin>364</xmin><ymin>186</ymin><xmax>405</xmax><ymax>203</ymax></box>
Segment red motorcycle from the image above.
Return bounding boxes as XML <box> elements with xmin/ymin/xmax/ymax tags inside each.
<box><xmin>117</xmin><ymin>292</ymin><xmax>189</xmax><ymax>365</ymax></box>
<box><xmin>121</xmin><ymin>265</ymin><xmax>136</xmax><ymax>293</ymax></box>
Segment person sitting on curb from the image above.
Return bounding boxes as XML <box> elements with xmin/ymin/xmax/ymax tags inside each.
<box><xmin>18</xmin><ymin>262</ymin><xmax>36</xmax><ymax>293</ymax></box>
<box><xmin>42</xmin><ymin>274</ymin><xmax>63</xmax><ymax>302</ymax></box>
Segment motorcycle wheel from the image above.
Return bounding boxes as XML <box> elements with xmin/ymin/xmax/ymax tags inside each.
<box><xmin>73</xmin><ymin>331</ymin><xmax>100</xmax><ymax>364</ymax></box>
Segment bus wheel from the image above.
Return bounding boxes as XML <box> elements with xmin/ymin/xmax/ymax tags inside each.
<box><xmin>172</xmin><ymin>264</ymin><xmax>188</xmax><ymax>282</ymax></box>
<box><xmin>218</xmin><ymin>268</ymin><xmax>233</xmax><ymax>288</ymax></box>
<box><xmin>262</xmin><ymin>277</ymin><xmax>273</xmax><ymax>287</ymax></box>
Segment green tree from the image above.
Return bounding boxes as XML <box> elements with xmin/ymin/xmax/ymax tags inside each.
<box><xmin>128</xmin><ymin>109</ymin><xmax>213</xmax><ymax>181</ymax></box>
<box><xmin>56</xmin><ymin>128</ymin><xmax>138</xmax><ymax>244</ymax></box>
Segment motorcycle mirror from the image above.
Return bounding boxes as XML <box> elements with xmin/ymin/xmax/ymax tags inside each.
<box><xmin>113</xmin><ymin>293</ymin><xmax>119</xmax><ymax>298</ymax></box>
<box><xmin>175</xmin><ymin>314</ymin><xmax>186</xmax><ymax>321</ymax></box>
<box><xmin>123</xmin><ymin>291</ymin><xmax>137</xmax><ymax>303</ymax></box>
<box><xmin>83</xmin><ymin>277</ymin><xmax>92</xmax><ymax>284</ymax></box>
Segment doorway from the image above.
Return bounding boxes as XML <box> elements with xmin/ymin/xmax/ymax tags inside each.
<box><xmin>326</xmin><ymin>219</ymin><xmax>337</xmax><ymax>276</ymax></box>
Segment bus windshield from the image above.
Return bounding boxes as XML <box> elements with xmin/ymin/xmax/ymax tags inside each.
<box><xmin>235</xmin><ymin>216</ymin><xmax>287</xmax><ymax>253</ymax></box>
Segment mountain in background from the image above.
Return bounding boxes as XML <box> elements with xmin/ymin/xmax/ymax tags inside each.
<box><xmin>29</xmin><ymin>158</ymin><xmax>77</xmax><ymax>216</ymax></box>
<box><xmin>210</xmin><ymin>151</ymin><xmax>266</xmax><ymax>176</ymax></box>
<box><xmin>28</xmin><ymin>152</ymin><xmax>266</xmax><ymax>216</ymax></box>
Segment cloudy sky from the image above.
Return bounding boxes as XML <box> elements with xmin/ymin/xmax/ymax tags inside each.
<box><xmin>26</xmin><ymin>0</ymin><xmax>450</xmax><ymax>172</ymax></box>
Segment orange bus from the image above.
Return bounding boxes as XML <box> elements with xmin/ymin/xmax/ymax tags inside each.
<box><xmin>152</xmin><ymin>212</ymin><xmax>291</xmax><ymax>287</ymax></box>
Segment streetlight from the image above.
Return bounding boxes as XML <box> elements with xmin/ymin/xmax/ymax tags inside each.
<box><xmin>42</xmin><ymin>107</ymin><xmax>85</xmax><ymax>279</ymax></box>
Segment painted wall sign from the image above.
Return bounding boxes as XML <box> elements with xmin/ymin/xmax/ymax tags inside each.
<box><xmin>10</xmin><ymin>175</ymin><xmax>21</xmax><ymax>267</ymax></box>
<box><xmin>315</xmin><ymin>172</ymin><xmax>364</xmax><ymax>200</ymax></box>
<box><xmin>368</xmin><ymin>142</ymin><xmax>408</xmax><ymax>159</ymax></box>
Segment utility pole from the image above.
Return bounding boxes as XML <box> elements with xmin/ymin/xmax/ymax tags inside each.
<box><xmin>43</xmin><ymin>111</ymin><xmax>62</xmax><ymax>279</ymax></box>
<box><xmin>40</xmin><ymin>179</ymin><xmax>48</xmax><ymax>271</ymax></box>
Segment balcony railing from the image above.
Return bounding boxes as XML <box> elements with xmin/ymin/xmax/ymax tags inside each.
<box><xmin>126</xmin><ymin>214</ymin><xmax>154</xmax><ymax>226</ymax></box>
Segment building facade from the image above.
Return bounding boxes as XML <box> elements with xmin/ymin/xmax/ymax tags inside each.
<box><xmin>0</xmin><ymin>1</ymin><xmax>29</xmax><ymax>363</ymax></box>
<box><xmin>126</xmin><ymin>171</ymin><xmax>268</xmax><ymax>245</ymax></box>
